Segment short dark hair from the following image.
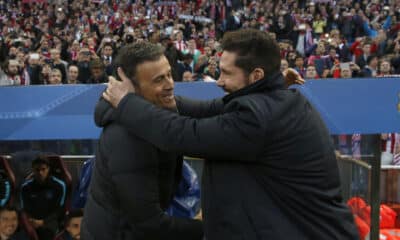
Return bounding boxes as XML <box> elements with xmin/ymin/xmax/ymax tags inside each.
<box><xmin>221</xmin><ymin>29</ymin><xmax>280</xmax><ymax>75</ymax></box>
<box><xmin>114</xmin><ymin>42</ymin><xmax>165</xmax><ymax>86</ymax></box>
<box><xmin>103</xmin><ymin>42</ymin><xmax>113</xmax><ymax>49</ymax></box>
<box><xmin>32</xmin><ymin>156</ymin><xmax>50</xmax><ymax>167</ymax></box>
<box><xmin>89</xmin><ymin>58</ymin><xmax>105</xmax><ymax>70</ymax></box>
<box><xmin>65</xmin><ymin>209</ymin><xmax>83</xmax><ymax>227</ymax></box>
<box><xmin>367</xmin><ymin>55</ymin><xmax>378</xmax><ymax>65</ymax></box>
<box><xmin>0</xmin><ymin>205</ymin><xmax>18</xmax><ymax>215</ymax></box>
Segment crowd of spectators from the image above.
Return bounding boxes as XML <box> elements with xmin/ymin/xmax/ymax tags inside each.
<box><xmin>0</xmin><ymin>0</ymin><xmax>398</xmax><ymax>87</ymax></box>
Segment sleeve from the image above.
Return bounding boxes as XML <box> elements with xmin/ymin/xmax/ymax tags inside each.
<box><xmin>349</xmin><ymin>41</ymin><xmax>360</xmax><ymax>54</ymax></box>
<box><xmin>103</xmin><ymin>125</ymin><xmax>203</xmax><ymax>239</ymax></box>
<box><xmin>44</xmin><ymin>179</ymin><xmax>66</xmax><ymax>231</ymax></box>
<box><xmin>362</xmin><ymin>21</ymin><xmax>377</xmax><ymax>37</ymax></box>
<box><xmin>175</xmin><ymin>95</ymin><xmax>224</xmax><ymax>118</ymax></box>
<box><xmin>20</xmin><ymin>183</ymin><xmax>32</xmax><ymax>213</ymax></box>
<box><xmin>382</xmin><ymin>16</ymin><xmax>392</xmax><ymax>31</ymax></box>
<box><xmin>114</xmin><ymin>93</ymin><xmax>265</xmax><ymax>160</ymax></box>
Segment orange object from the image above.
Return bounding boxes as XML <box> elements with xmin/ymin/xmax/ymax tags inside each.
<box><xmin>359</xmin><ymin>205</ymin><xmax>397</xmax><ymax>229</ymax></box>
<box><xmin>354</xmin><ymin>215</ymin><xmax>370</xmax><ymax>240</ymax></box>
<box><xmin>348</xmin><ymin>197</ymin><xmax>367</xmax><ymax>216</ymax></box>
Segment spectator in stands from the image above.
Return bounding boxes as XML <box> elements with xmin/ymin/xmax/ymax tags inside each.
<box><xmin>54</xmin><ymin>209</ymin><xmax>83</xmax><ymax>240</ymax></box>
<box><xmin>20</xmin><ymin>156</ymin><xmax>66</xmax><ymax>240</ymax></box>
<box><xmin>360</xmin><ymin>55</ymin><xmax>378</xmax><ymax>77</ymax></box>
<box><xmin>340</xmin><ymin>66</ymin><xmax>354</xmax><ymax>78</ymax></box>
<box><xmin>49</xmin><ymin>49</ymin><xmax>67</xmax><ymax>84</ymax></box>
<box><xmin>67</xmin><ymin>65</ymin><xmax>79</xmax><ymax>84</ymax></box>
<box><xmin>76</xmin><ymin>49</ymin><xmax>92</xmax><ymax>84</ymax></box>
<box><xmin>355</xmin><ymin>40</ymin><xmax>373</xmax><ymax>69</ymax></box>
<box><xmin>280</xmin><ymin>59</ymin><xmax>289</xmax><ymax>72</ymax></box>
<box><xmin>27</xmin><ymin>53</ymin><xmax>41</xmax><ymax>85</ymax></box>
<box><xmin>377</xmin><ymin>59</ymin><xmax>393</xmax><ymax>76</ymax></box>
<box><xmin>39</xmin><ymin>63</ymin><xmax>51</xmax><ymax>85</ymax></box>
<box><xmin>82</xmin><ymin>42</ymin><xmax>203</xmax><ymax>240</ymax></box>
<box><xmin>182</xmin><ymin>71</ymin><xmax>195</xmax><ymax>82</ymax></box>
<box><xmin>161</xmin><ymin>35</ymin><xmax>184</xmax><ymax>83</ymax></box>
<box><xmin>305</xmin><ymin>65</ymin><xmax>319</xmax><ymax>79</ymax></box>
<box><xmin>177</xmin><ymin>53</ymin><xmax>193</xmax><ymax>82</ymax></box>
<box><xmin>183</xmin><ymin>39</ymin><xmax>201</xmax><ymax>70</ymax></box>
<box><xmin>99</xmin><ymin>43</ymin><xmax>114</xmax><ymax>76</ymax></box>
<box><xmin>48</xmin><ymin>69</ymin><xmax>63</xmax><ymax>85</ymax></box>
<box><xmin>102</xmin><ymin>28</ymin><xmax>358</xmax><ymax>240</ymax></box>
<box><xmin>293</xmin><ymin>54</ymin><xmax>306</xmax><ymax>77</ymax></box>
<box><xmin>0</xmin><ymin>60</ymin><xmax>22</xmax><ymax>86</ymax></box>
<box><xmin>203</xmin><ymin>58</ymin><xmax>220</xmax><ymax>81</ymax></box>
<box><xmin>0</xmin><ymin>206</ymin><xmax>29</xmax><ymax>240</ymax></box>
<box><xmin>88</xmin><ymin>59</ymin><xmax>107</xmax><ymax>84</ymax></box>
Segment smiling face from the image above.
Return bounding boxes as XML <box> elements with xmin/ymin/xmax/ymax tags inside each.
<box><xmin>135</xmin><ymin>56</ymin><xmax>176</xmax><ymax>109</ymax></box>
<box><xmin>0</xmin><ymin>210</ymin><xmax>18</xmax><ymax>238</ymax></box>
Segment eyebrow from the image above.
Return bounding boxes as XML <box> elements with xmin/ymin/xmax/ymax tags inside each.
<box><xmin>151</xmin><ymin>68</ymin><xmax>171</xmax><ymax>81</ymax></box>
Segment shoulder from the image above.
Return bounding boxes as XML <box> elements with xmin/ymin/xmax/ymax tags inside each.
<box><xmin>100</xmin><ymin>123</ymin><xmax>159</xmax><ymax>171</ymax></box>
<box><xmin>50</xmin><ymin>176</ymin><xmax>66</xmax><ymax>189</ymax></box>
<box><xmin>102</xmin><ymin>123</ymin><xmax>154</xmax><ymax>152</ymax></box>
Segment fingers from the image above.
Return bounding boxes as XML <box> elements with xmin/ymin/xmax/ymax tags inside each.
<box><xmin>117</xmin><ymin>67</ymin><xmax>129</xmax><ymax>83</ymax></box>
<box><xmin>117</xmin><ymin>67</ymin><xmax>136</xmax><ymax>92</ymax></box>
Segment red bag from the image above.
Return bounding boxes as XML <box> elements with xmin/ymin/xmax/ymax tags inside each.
<box><xmin>348</xmin><ymin>197</ymin><xmax>368</xmax><ymax>215</ymax></box>
<box><xmin>359</xmin><ymin>205</ymin><xmax>397</xmax><ymax>229</ymax></box>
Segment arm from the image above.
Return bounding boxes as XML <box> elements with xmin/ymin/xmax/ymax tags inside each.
<box><xmin>362</xmin><ymin>21</ymin><xmax>377</xmax><ymax>37</ymax></box>
<box><xmin>43</xmin><ymin>177</ymin><xmax>66</xmax><ymax>231</ymax></box>
<box><xmin>382</xmin><ymin>15</ymin><xmax>392</xmax><ymax>31</ymax></box>
<box><xmin>103</xmin><ymin>125</ymin><xmax>203</xmax><ymax>239</ymax></box>
<box><xmin>114</xmin><ymin>93</ymin><xmax>265</xmax><ymax>160</ymax></box>
<box><xmin>175</xmin><ymin>95</ymin><xmax>224</xmax><ymax>118</ymax></box>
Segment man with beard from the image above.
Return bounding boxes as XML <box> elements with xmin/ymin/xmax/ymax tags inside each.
<box><xmin>54</xmin><ymin>209</ymin><xmax>83</xmax><ymax>240</ymax></box>
<box><xmin>0</xmin><ymin>60</ymin><xmax>22</xmax><ymax>86</ymax></box>
<box><xmin>20</xmin><ymin>156</ymin><xmax>66</xmax><ymax>240</ymax></box>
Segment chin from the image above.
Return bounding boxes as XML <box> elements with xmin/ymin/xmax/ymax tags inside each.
<box><xmin>161</xmin><ymin>101</ymin><xmax>177</xmax><ymax>111</ymax></box>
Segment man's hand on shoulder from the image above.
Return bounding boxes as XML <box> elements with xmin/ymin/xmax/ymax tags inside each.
<box><xmin>283</xmin><ymin>68</ymin><xmax>305</xmax><ymax>87</ymax></box>
<box><xmin>103</xmin><ymin>67</ymin><xmax>136</xmax><ymax>108</ymax></box>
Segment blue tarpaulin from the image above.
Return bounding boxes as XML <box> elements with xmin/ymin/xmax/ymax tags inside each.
<box><xmin>0</xmin><ymin>78</ymin><xmax>399</xmax><ymax>140</ymax></box>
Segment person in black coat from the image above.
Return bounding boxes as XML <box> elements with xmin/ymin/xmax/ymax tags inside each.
<box><xmin>81</xmin><ymin>42</ymin><xmax>203</xmax><ymax>240</ymax></box>
<box><xmin>102</xmin><ymin>29</ymin><xmax>359</xmax><ymax>240</ymax></box>
<box><xmin>20</xmin><ymin>157</ymin><xmax>66</xmax><ymax>240</ymax></box>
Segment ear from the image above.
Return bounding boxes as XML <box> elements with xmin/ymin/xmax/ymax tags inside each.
<box><xmin>249</xmin><ymin>68</ymin><xmax>264</xmax><ymax>84</ymax></box>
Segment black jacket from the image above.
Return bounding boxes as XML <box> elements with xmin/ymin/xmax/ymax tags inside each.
<box><xmin>110</xmin><ymin>72</ymin><xmax>359</xmax><ymax>240</ymax></box>
<box><xmin>81</xmin><ymin>101</ymin><xmax>203</xmax><ymax>240</ymax></box>
<box><xmin>20</xmin><ymin>176</ymin><xmax>66</xmax><ymax>233</ymax></box>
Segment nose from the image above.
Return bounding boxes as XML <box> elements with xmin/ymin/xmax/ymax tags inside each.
<box><xmin>165</xmin><ymin>75</ymin><xmax>174</xmax><ymax>90</ymax></box>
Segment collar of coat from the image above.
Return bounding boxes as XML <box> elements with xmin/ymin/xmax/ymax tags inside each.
<box><xmin>222</xmin><ymin>71</ymin><xmax>285</xmax><ymax>104</ymax></box>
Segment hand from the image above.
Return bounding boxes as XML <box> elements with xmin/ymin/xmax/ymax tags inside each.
<box><xmin>282</xmin><ymin>68</ymin><xmax>305</xmax><ymax>87</ymax></box>
<box><xmin>29</xmin><ymin>218</ymin><xmax>44</xmax><ymax>228</ymax></box>
<box><xmin>194</xmin><ymin>210</ymin><xmax>202</xmax><ymax>220</ymax></box>
<box><xmin>102</xmin><ymin>67</ymin><xmax>136</xmax><ymax>108</ymax></box>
